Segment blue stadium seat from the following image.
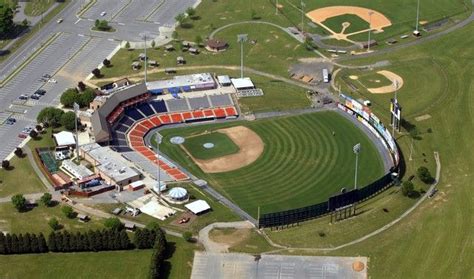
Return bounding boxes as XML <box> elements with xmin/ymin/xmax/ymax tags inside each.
<box><xmin>118</xmin><ymin>116</ymin><xmax>134</xmax><ymax>127</ymax></box>
<box><xmin>150</xmin><ymin>100</ymin><xmax>168</xmax><ymax>113</ymax></box>
<box><xmin>137</xmin><ymin>103</ymin><xmax>154</xmax><ymax>117</ymax></box>
<box><xmin>125</xmin><ymin>108</ymin><xmax>144</xmax><ymax>121</ymax></box>
<box><xmin>115</xmin><ymin>124</ymin><xmax>129</xmax><ymax>133</ymax></box>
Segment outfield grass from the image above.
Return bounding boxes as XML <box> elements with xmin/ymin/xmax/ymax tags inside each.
<box><xmin>322</xmin><ymin>14</ymin><xmax>370</xmax><ymax>34</ymax></box>
<box><xmin>160</xmin><ymin>111</ymin><xmax>384</xmax><ymax>217</ymax></box>
<box><xmin>183</xmin><ymin>131</ymin><xmax>240</xmax><ymax>160</ymax></box>
<box><xmin>0</xmin><ymin>250</ymin><xmax>153</xmax><ymax>279</ymax></box>
<box><xmin>353</xmin><ymin>71</ymin><xmax>393</xmax><ymax>88</ymax></box>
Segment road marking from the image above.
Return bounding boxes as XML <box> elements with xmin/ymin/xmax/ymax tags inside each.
<box><xmin>108</xmin><ymin>38</ymin><xmax>115</xmax><ymax>42</ymax></box>
<box><xmin>118</xmin><ymin>22</ymin><xmax>125</xmax><ymax>26</ymax></box>
<box><xmin>154</xmin><ymin>21</ymin><xmax>160</xmax><ymax>25</ymax></box>
<box><xmin>78</xmin><ymin>34</ymin><xmax>85</xmax><ymax>37</ymax></box>
<box><xmin>74</xmin><ymin>18</ymin><xmax>82</xmax><ymax>24</ymax></box>
<box><xmin>88</xmin><ymin>18</ymin><xmax>93</xmax><ymax>22</ymax></box>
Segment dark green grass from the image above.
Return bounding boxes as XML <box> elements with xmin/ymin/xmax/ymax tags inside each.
<box><xmin>160</xmin><ymin>111</ymin><xmax>384</xmax><ymax>217</ymax></box>
<box><xmin>183</xmin><ymin>131</ymin><xmax>240</xmax><ymax>160</ymax></box>
<box><xmin>322</xmin><ymin>14</ymin><xmax>370</xmax><ymax>34</ymax></box>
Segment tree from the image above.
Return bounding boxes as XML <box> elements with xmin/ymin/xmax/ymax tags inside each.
<box><xmin>183</xmin><ymin>231</ymin><xmax>193</xmax><ymax>242</ymax></box>
<box><xmin>104</xmin><ymin>218</ymin><xmax>123</xmax><ymax>231</ymax></box>
<box><xmin>304</xmin><ymin>36</ymin><xmax>316</xmax><ymax>51</ymax></box>
<box><xmin>175</xmin><ymin>13</ymin><xmax>187</xmax><ymax>27</ymax></box>
<box><xmin>417</xmin><ymin>167</ymin><xmax>434</xmax><ymax>184</ymax></box>
<box><xmin>149</xmin><ymin>233</ymin><xmax>167</xmax><ymax>279</ymax></box>
<box><xmin>95</xmin><ymin>19</ymin><xmax>110</xmax><ymax>31</ymax></box>
<box><xmin>91</xmin><ymin>68</ymin><xmax>101</xmax><ymax>78</ymax></box>
<box><xmin>151</xmin><ymin>40</ymin><xmax>156</xmax><ymax>48</ymax></box>
<box><xmin>38</xmin><ymin>233</ymin><xmax>48</xmax><ymax>253</ymax></box>
<box><xmin>195</xmin><ymin>35</ymin><xmax>203</xmax><ymax>47</ymax></box>
<box><xmin>186</xmin><ymin>7</ymin><xmax>196</xmax><ymax>19</ymax></box>
<box><xmin>77</xmin><ymin>81</ymin><xmax>86</xmax><ymax>92</ymax></box>
<box><xmin>29</xmin><ymin>129</ymin><xmax>38</xmax><ymax>139</ymax></box>
<box><xmin>37</xmin><ymin>107</ymin><xmax>64</xmax><ymax>127</ymax></box>
<box><xmin>103</xmin><ymin>58</ymin><xmax>111</xmax><ymax>67</ymax></box>
<box><xmin>79</xmin><ymin>88</ymin><xmax>96</xmax><ymax>107</ymax></box>
<box><xmin>1</xmin><ymin>160</ymin><xmax>9</xmax><ymax>169</ymax></box>
<box><xmin>250</xmin><ymin>9</ymin><xmax>258</xmax><ymax>20</ymax></box>
<box><xmin>402</xmin><ymin>181</ymin><xmax>415</xmax><ymax>197</ymax></box>
<box><xmin>14</xmin><ymin>147</ymin><xmax>23</xmax><ymax>157</ymax></box>
<box><xmin>125</xmin><ymin>41</ymin><xmax>131</xmax><ymax>49</ymax></box>
<box><xmin>62</xmin><ymin>205</ymin><xmax>75</xmax><ymax>219</ymax></box>
<box><xmin>11</xmin><ymin>194</ymin><xmax>27</xmax><ymax>212</ymax></box>
<box><xmin>49</xmin><ymin>218</ymin><xmax>61</xmax><ymax>230</ymax></box>
<box><xmin>35</xmin><ymin>124</ymin><xmax>43</xmax><ymax>132</ymax></box>
<box><xmin>40</xmin><ymin>193</ymin><xmax>52</xmax><ymax>207</ymax></box>
<box><xmin>172</xmin><ymin>31</ymin><xmax>179</xmax><ymax>40</ymax></box>
<box><xmin>0</xmin><ymin>5</ymin><xmax>14</xmax><ymax>39</ymax></box>
<box><xmin>0</xmin><ymin>233</ymin><xmax>5</xmax><ymax>254</ymax></box>
<box><xmin>60</xmin><ymin>88</ymin><xmax>79</xmax><ymax>108</ymax></box>
<box><xmin>60</xmin><ymin>111</ymin><xmax>78</xmax><ymax>131</ymax></box>
<box><xmin>21</xmin><ymin>19</ymin><xmax>28</xmax><ymax>27</ymax></box>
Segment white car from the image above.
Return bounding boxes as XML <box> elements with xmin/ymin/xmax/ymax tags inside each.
<box><xmin>100</xmin><ymin>11</ymin><xmax>106</xmax><ymax>16</ymax></box>
<box><xmin>57</xmin><ymin>18</ymin><xmax>63</xmax><ymax>24</ymax></box>
<box><xmin>48</xmin><ymin>78</ymin><xmax>57</xmax><ymax>83</ymax></box>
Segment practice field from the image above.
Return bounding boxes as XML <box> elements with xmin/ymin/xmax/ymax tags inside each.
<box><xmin>160</xmin><ymin>111</ymin><xmax>384</xmax><ymax>217</ymax></box>
<box><xmin>182</xmin><ymin>131</ymin><xmax>239</xmax><ymax>160</ymax></box>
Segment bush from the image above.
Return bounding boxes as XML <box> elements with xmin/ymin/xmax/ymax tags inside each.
<box><xmin>77</xmin><ymin>81</ymin><xmax>86</xmax><ymax>92</ymax></box>
<box><xmin>1</xmin><ymin>160</ymin><xmax>10</xmax><ymax>169</ymax></box>
<box><xmin>91</xmin><ymin>68</ymin><xmax>101</xmax><ymax>78</ymax></box>
<box><xmin>417</xmin><ymin>166</ymin><xmax>434</xmax><ymax>184</ymax></box>
<box><xmin>48</xmin><ymin>218</ymin><xmax>61</xmax><ymax>230</ymax></box>
<box><xmin>104</xmin><ymin>217</ymin><xmax>124</xmax><ymax>231</ymax></box>
<box><xmin>61</xmin><ymin>206</ymin><xmax>75</xmax><ymax>219</ymax></box>
<box><xmin>182</xmin><ymin>231</ymin><xmax>193</xmax><ymax>242</ymax></box>
<box><xmin>11</xmin><ymin>194</ymin><xmax>26</xmax><ymax>212</ymax></box>
<box><xmin>103</xmin><ymin>58</ymin><xmax>111</xmax><ymax>67</ymax></box>
<box><xmin>14</xmin><ymin>147</ymin><xmax>23</xmax><ymax>157</ymax></box>
<box><xmin>40</xmin><ymin>193</ymin><xmax>52</xmax><ymax>207</ymax></box>
<box><xmin>29</xmin><ymin>130</ymin><xmax>38</xmax><ymax>139</ymax></box>
<box><xmin>402</xmin><ymin>181</ymin><xmax>415</xmax><ymax>197</ymax></box>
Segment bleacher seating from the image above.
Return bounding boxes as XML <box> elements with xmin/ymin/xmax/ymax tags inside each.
<box><xmin>210</xmin><ymin>94</ymin><xmax>233</xmax><ymax>107</ymax></box>
<box><xmin>150</xmin><ymin>100</ymin><xmax>168</xmax><ymax>113</ymax></box>
<box><xmin>125</xmin><ymin>107</ymin><xmax>145</xmax><ymax>121</ymax></box>
<box><xmin>115</xmin><ymin>124</ymin><xmax>129</xmax><ymax>133</ymax></box>
<box><xmin>137</xmin><ymin>103</ymin><xmax>155</xmax><ymax>117</ymax></box>
<box><xmin>166</xmin><ymin>98</ymin><xmax>190</xmax><ymax>112</ymax></box>
<box><xmin>188</xmin><ymin>96</ymin><xmax>211</xmax><ymax>110</ymax></box>
<box><xmin>118</xmin><ymin>115</ymin><xmax>135</xmax><ymax>127</ymax></box>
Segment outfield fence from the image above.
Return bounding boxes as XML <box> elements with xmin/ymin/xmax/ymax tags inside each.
<box><xmin>258</xmin><ymin>95</ymin><xmax>400</xmax><ymax>228</ymax></box>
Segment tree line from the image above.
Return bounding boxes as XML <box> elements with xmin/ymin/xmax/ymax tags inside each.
<box><xmin>0</xmin><ymin>233</ymin><xmax>48</xmax><ymax>254</ymax></box>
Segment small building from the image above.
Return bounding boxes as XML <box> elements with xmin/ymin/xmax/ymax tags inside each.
<box><xmin>231</xmin><ymin>77</ymin><xmax>255</xmax><ymax>90</ymax></box>
<box><xmin>206</xmin><ymin>39</ymin><xmax>228</xmax><ymax>52</ymax></box>
<box><xmin>185</xmin><ymin>200</ymin><xmax>211</xmax><ymax>215</ymax></box>
<box><xmin>148</xmin><ymin>60</ymin><xmax>159</xmax><ymax>67</ymax></box>
<box><xmin>164</xmin><ymin>44</ymin><xmax>174</xmax><ymax>51</ymax></box>
<box><xmin>168</xmin><ymin>187</ymin><xmax>188</xmax><ymax>201</ymax></box>
<box><xmin>361</xmin><ymin>39</ymin><xmax>378</xmax><ymax>49</ymax></box>
<box><xmin>188</xmin><ymin>47</ymin><xmax>199</xmax><ymax>55</ymax></box>
<box><xmin>131</xmin><ymin>61</ymin><xmax>141</xmax><ymax>70</ymax></box>
<box><xmin>217</xmin><ymin>75</ymin><xmax>231</xmax><ymax>86</ymax></box>
<box><xmin>53</xmin><ymin>131</ymin><xmax>76</xmax><ymax>148</ymax></box>
<box><xmin>176</xmin><ymin>56</ymin><xmax>185</xmax><ymax>65</ymax></box>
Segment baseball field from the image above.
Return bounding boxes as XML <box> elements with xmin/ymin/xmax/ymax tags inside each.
<box><xmin>159</xmin><ymin>111</ymin><xmax>384</xmax><ymax>217</ymax></box>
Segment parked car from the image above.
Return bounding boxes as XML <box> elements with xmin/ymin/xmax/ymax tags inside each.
<box><xmin>5</xmin><ymin>118</ymin><xmax>16</xmax><ymax>125</ymax></box>
<box><xmin>35</xmin><ymin>89</ymin><xmax>46</xmax><ymax>95</ymax></box>
<box><xmin>100</xmin><ymin>11</ymin><xmax>107</xmax><ymax>16</ymax></box>
<box><xmin>18</xmin><ymin>94</ymin><xmax>28</xmax><ymax>100</ymax></box>
<box><xmin>30</xmin><ymin>94</ymin><xmax>40</xmax><ymax>100</ymax></box>
<box><xmin>56</xmin><ymin>18</ymin><xmax>63</xmax><ymax>24</ymax></box>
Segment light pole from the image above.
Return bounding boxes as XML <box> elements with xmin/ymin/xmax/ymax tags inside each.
<box><xmin>367</xmin><ymin>11</ymin><xmax>374</xmax><ymax>52</ymax></box>
<box><xmin>237</xmin><ymin>34</ymin><xmax>248</xmax><ymax>79</ymax></box>
<box><xmin>140</xmin><ymin>32</ymin><xmax>149</xmax><ymax>84</ymax></box>
<box><xmin>300</xmin><ymin>1</ymin><xmax>305</xmax><ymax>33</ymax></box>
<box><xmin>415</xmin><ymin>0</ymin><xmax>421</xmax><ymax>34</ymax></box>
<box><xmin>275</xmin><ymin>0</ymin><xmax>279</xmax><ymax>15</ymax></box>
<box><xmin>73</xmin><ymin>102</ymin><xmax>80</xmax><ymax>162</ymax></box>
<box><xmin>151</xmin><ymin>132</ymin><xmax>163</xmax><ymax>196</ymax></box>
<box><xmin>392</xmin><ymin>80</ymin><xmax>399</xmax><ymax>138</ymax></box>
<box><xmin>353</xmin><ymin>143</ymin><xmax>361</xmax><ymax>190</ymax></box>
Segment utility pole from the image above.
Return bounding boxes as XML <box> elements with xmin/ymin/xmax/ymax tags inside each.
<box><xmin>155</xmin><ymin>133</ymin><xmax>162</xmax><ymax>196</ymax></box>
<box><xmin>300</xmin><ymin>1</ymin><xmax>305</xmax><ymax>33</ymax></box>
<box><xmin>73</xmin><ymin>102</ymin><xmax>80</xmax><ymax>163</ymax></box>
<box><xmin>367</xmin><ymin>11</ymin><xmax>374</xmax><ymax>52</ymax></box>
<box><xmin>140</xmin><ymin>32</ymin><xmax>149</xmax><ymax>84</ymax></box>
<box><xmin>353</xmin><ymin>143</ymin><xmax>361</xmax><ymax>190</ymax></box>
<box><xmin>392</xmin><ymin>80</ymin><xmax>399</xmax><ymax>138</ymax></box>
<box><xmin>275</xmin><ymin>0</ymin><xmax>279</xmax><ymax>15</ymax></box>
<box><xmin>415</xmin><ymin>0</ymin><xmax>421</xmax><ymax>34</ymax></box>
<box><xmin>237</xmin><ymin>34</ymin><xmax>248</xmax><ymax>78</ymax></box>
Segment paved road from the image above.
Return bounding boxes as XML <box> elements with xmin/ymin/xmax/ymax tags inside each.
<box><xmin>0</xmin><ymin>0</ymin><xmax>199</xmax><ymax>162</ymax></box>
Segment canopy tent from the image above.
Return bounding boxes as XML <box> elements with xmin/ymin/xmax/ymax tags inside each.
<box><xmin>231</xmin><ymin>78</ymin><xmax>255</xmax><ymax>90</ymax></box>
<box><xmin>168</xmin><ymin>187</ymin><xmax>188</xmax><ymax>200</ymax></box>
<box><xmin>185</xmin><ymin>200</ymin><xmax>211</xmax><ymax>214</ymax></box>
<box><xmin>53</xmin><ymin>131</ymin><xmax>76</xmax><ymax>147</ymax></box>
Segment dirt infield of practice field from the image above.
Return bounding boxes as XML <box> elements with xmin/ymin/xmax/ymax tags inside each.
<box><xmin>184</xmin><ymin>126</ymin><xmax>264</xmax><ymax>173</ymax></box>
<box><xmin>306</xmin><ymin>6</ymin><xmax>392</xmax><ymax>32</ymax></box>
<box><xmin>367</xmin><ymin>70</ymin><xmax>404</xmax><ymax>94</ymax></box>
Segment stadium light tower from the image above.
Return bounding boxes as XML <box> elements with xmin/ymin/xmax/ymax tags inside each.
<box><xmin>140</xmin><ymin>32</ymin><xmax>150</xmax><ymax>84</ymax></box>
<box><xmin>149</xmin><ymin>132</ymin><xmax>163</xmax><ymax>196</ymax></box>
<box><xmin>367</xmin><ymin>11</ymin><xmax>374</xmax><ymax>52</ymax></box>
<box><xmin>73</xmin><ymin>102</ymin><xmax>80</xmax><ymax>162</ymax></box>
<box><xmin>415</xmin><ymin>0</ymin><xmax>421</xmax><ymax>34</ymax></box>
<box><xmin>392</xmin><ymin>80</ymin><xmax>399</xmax><ymax>138</ymax></box>
<box><xmin>300</xmin><ymin>1</ymin><xmax>306</xmax><ymax>33</ymax></box>
<box><xmin>237</xmin><ymin>34</ymin><xmax>248</xmax><ymax>78</ymax></box>
<box><xmin>353</xmin><ymin>143</ymin><xmax>361</xmax><ymax>190</ymax></box>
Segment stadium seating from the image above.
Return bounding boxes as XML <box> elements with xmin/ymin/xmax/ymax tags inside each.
<box><xmin>210</xmin><ymin>94</ymin><xmax>233</xmax><ymax>107</ymax></box>
<box><xmin>115</xmin><ymin>124</ymin><xmax>129</xmax><ymax>133</ymax></box>
<box><xmin>188</xmin><ymin>96</ymin><xmax>211</xmax><ymax>110</ymax></box>
<box><xmin>150</xmin><ymin>100</ymin><xmax>168</xmax><ymax>113</ymax></box>
<box><xmin>137</xmin><ymin>103</ymin><xmax>155</xmax><ymax>117</ymax></box>
<box><xmin>125</xmin><ymin>107</ymin><xmax>145</xmax><ymax>121</ymax></box>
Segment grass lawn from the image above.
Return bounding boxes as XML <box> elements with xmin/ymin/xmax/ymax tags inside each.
<box><xmin>0</xmin><ymin>250</ymin><xmax>153</xmax><ymax>279</ymax></box>
<box><xmin>24</xmin><ymin>0</ymin><xmax>55</xmax><ymax>16</ymax></box>
<box><xmin>0</xmin><ymin>202</ymin><xmax>105</xmax><ymax>234</ymax></box>
<box><xmin>354</xmin><ymin>71</ymin><xmax>393</xmax><ymax>88</ymax></box>
<box><xmin>209</xmin><ymin>227</ymin><xmax>274</xmax><ymax>254</ymax></box>
<box><xmin>159</xmin><ymin>111</ymin><xmax>384</xmax><ymax>217</ymax></box>
<box><xmin>182</xmin><ymin>131</ymin><xmax>240</xmax><ymax>160</ymax></box>
<box><xmin>322</xmin><ymin>14</ymin><xmax>370</xmax><ymax>34</ymax></box>
<box><xmin>163</xmin><ymin>235</ymin><xmax>200</xmax><ymax>279</ymax></box>
<box><xmin>0</xmin><ymin>155</ymin><xmax>46</xmax><ymax>197</ymax></box>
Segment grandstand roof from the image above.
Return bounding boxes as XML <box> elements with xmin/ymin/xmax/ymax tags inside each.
<box><xmin>146</xmin><ymin>73</ymin><xmax>216</xmax><ymax>92</ymax></box>
<box><xmin>91</xmin><ymin>83</ymin><xmax>148</xmax><ymax>143</ymax></box>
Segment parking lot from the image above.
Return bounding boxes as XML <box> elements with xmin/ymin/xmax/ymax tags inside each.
<box><xmin>191</xmin><ymin>252</ymin><xmax>367</xmax><ymax>279</ymax></box>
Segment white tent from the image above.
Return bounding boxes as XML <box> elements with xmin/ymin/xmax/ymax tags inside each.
<box><xmin>231</xmin><ymin>78</ymin><xmax>255</xmax><ymax>90</ymax></box>
<box><xmin>53</xmin><ymin>131</ymin><xmax>76</xmax><ymax>147</ymax></box>
<box><xmin>185</xmin><ymin>200</ymin><xmax>211</xmax><ymax>214</ymax></box>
